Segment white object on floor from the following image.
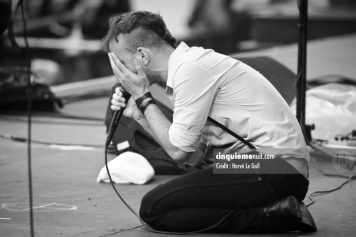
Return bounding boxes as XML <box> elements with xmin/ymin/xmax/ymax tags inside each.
<box><xmin>291</xmin><ymin>83</ymin><xmax>356</xmax><ymax>141</ymax></box>
<box><xmin>97</xmin><ymin>151</ymin><xmax>155</xmax><ymax>185</ymax></box>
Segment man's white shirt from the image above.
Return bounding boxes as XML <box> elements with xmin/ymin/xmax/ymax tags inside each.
<box><xmin>166</xmin><ymin>42</ymin><xmax>309</xmax><ymax>164</ymax></box>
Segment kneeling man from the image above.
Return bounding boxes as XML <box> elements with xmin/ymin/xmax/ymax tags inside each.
<box><xmin>104</xmin><ymin>11</ymin><xmax>316</xmax><ymax>233</ymax></box>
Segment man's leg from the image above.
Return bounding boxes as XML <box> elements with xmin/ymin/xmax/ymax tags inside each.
<box><xmin>139</xmin><ymin>159</ymin><xmax>309</xmax><ymax>232</ymax></box>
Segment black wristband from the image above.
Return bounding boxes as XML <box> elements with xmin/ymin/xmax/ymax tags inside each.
<box><xmin>139</xmin><ymin>98</ymin><xmax>156</xmax><ymax>114</ymax></box>
<box><xmin>135</xmin><ymin>92</ymin><xmax>153</xmax><ymax>109</ymax></box>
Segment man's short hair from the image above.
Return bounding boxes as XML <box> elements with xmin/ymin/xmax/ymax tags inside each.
<box><xmin>103</xmin><ymin>11</ymin><xmax>177</xmax><ymax>52</ymax></box>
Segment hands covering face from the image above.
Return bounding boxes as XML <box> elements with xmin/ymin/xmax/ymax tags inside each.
<box><xmin>108</xmin><ymin>52</ymin><xmax>150</xmax><ymax>99</ymax></box>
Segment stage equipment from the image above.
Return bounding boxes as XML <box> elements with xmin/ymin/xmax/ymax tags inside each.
<box><xmin>296</xmin><ymin>0</ymin><xmax>308</xmax><ymax>139</ymax></box>
<box><xmin>0</xmin><ymin>69</ymin><xmax>62</xmax><ymax>111</ymax></box>
<box><xmin>0</xmin><ymin>0</ymin><xmax>11</xmax><ymax>36</ymax></box>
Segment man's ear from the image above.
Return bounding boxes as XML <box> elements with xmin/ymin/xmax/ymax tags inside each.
<box><xmin>137</xmin><ymin>47</ymin><xmax>149</xmax><ymax>66</ymax></box>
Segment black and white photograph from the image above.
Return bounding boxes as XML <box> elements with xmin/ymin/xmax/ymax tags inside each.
<box><xmin>0</xmin><ymin>0</ymin><xmax>355</xmax><ymax>236</ymax></box>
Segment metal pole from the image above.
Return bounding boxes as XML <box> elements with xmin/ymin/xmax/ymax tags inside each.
<box><xmin>296</xmin><ymin>0</ymin><xmax>308</xmax><ymax>139</ymax></box>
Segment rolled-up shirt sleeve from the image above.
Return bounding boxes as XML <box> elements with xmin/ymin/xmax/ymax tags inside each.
<box><xmin>168</xmin><ymin>62</ymin><xmax>218</xmax><ymax>152</ymax></box>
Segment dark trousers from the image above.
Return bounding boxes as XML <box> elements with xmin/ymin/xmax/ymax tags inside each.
<box><xmin>139</xmin><ymin>158</ymin><xmax>309</xmax><ymax>233</ymax></box>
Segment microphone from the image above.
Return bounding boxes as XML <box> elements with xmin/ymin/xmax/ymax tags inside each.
<box><xmin>106</xmin><ymin>88</ymin><xmax>131</xmax><ymax>147</ymax></box>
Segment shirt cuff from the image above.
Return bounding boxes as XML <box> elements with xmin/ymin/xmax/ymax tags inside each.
<box><xmin>168</xmin><ymin>123</ymin><xmax>200</xmax><ymax>152</ymax></box>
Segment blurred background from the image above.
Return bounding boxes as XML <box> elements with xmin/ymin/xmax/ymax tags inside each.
<box><xmin>1</xmin><ymin>0</ymin><xmax>356</xmax><ymax>86</ymax></box>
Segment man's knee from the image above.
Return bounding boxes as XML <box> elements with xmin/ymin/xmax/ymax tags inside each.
<box><xmin>139</xmin><ymin>191</ymin><xmax>153</xmax><ymax>222</ymax></box>
<box><xmin>139</xmin><ymin>188</ymin><xmax>166</xmax><ymax>229</ymax></box>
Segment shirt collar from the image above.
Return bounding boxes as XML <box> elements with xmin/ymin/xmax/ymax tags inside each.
<box><xmin>166</xmin><ymin>42</ymin><xmax>190</xmax><ymax>94</ymax></box>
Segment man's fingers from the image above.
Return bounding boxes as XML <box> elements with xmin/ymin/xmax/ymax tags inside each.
<box><xmin>134</xmin><ymin>56</ymin><xmax>145</xmax><ymax>77</ymax></box>
<box><xmin>110</xmin><ymin>52</ymin><xmax>131</xmax><ymax>75</ymax></box>
<box><xmin>109</xmin><ymin>54</ymin><xmax>124</xmax><ymax>80</ymax></box>
<box><xmin>112</xmin><ymin>87</ymin><xmax>126</xmax><ymax>107</ymax></box>
<box><xmin>111</xmin><ymin>99</ymin><xmax>126</xmax><ymax>107</ymax></box>
<box><xmin>108</xmin><ymin>54</ymin><xmax>117</xmax><ymax>71</ymax></box>
<box><xmin>112</xmin><ymin>93</ymin><xmax>125</xmax><ymax>103</ymax></box>
<box><xmin>111</xmin><ymin>105</ymin><xmax>123</xmax><ymax>111</ymax></box>
<box><xmin>109</xmin><ymin>52</ymin><xmax>119</xmax><ymax>66</ymax></box>
<box><xmin>114</xmin><ymin>87</ymin><xmax>123</xmax><ymax>96</ymax></box>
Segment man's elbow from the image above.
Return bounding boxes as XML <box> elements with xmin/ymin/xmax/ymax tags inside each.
<box><xmin>169</xmin><ymin>148</ymin><xmax>191</xmax><ymax>163</ymax></box>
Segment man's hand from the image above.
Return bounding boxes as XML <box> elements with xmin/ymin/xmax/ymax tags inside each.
<box><xmin>108</xmin><ymin>52</ymin><xmax>150</xmax><ymax>100</ymax></box>
<box><xmin>111</xmin><ymin>87</ymin><xmax>139</xmax><ymax>118</ymax></box>
<box><xmin>108</xmin><ymin>53</ymin><xmax>190</xmax><ymax>162</ymax></box>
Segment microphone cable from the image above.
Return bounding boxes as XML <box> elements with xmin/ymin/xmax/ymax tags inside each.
<box><xmin>10</xmin><ymin>0</ymin><xmax>36</xmax><ymax>236</ymax></box>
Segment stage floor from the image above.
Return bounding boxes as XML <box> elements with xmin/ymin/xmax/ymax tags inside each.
<box><xmin>1</xmin><ymin>34</ymin><xmax>356</xmax><ymax>236</ymax></box>
<box><xmin>1</xmin><ymin>97</ymin><xmax>355</xmax><ymax>237</ymax></box>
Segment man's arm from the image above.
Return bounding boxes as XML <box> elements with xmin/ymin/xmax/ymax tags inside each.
<box><xmin>131</xmin><ymin>108</ymin><xmax>190</xmax><ymax>162</ymax></box>
<box><xmin>109</xmin><ymin>53</ymin><xmax>191</xmax><ymax>162</ymax></box>
<box><xmin>143</xmin><ymin>104</ymin><xmax>191</xmax><ymax>162</ymax></box>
